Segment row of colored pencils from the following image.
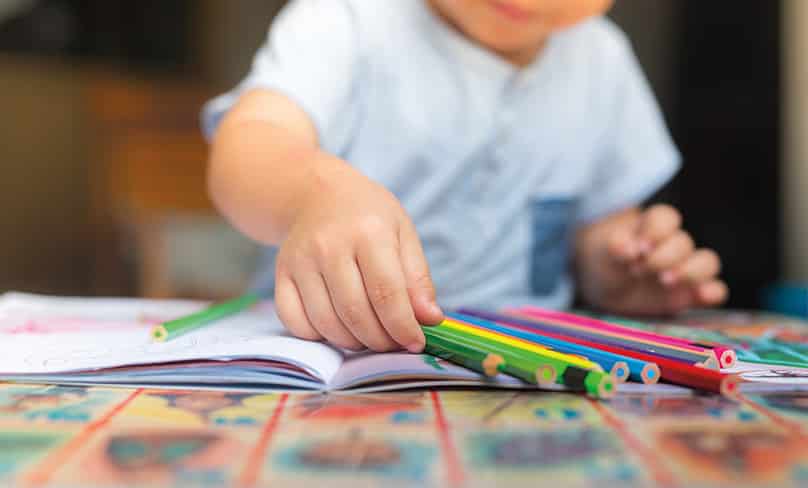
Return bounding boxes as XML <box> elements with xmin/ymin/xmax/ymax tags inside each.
<box><xmin>149</xmin><ymin>293</ymin><xmax>739</xmax><ymax>398</ymax></box>
<box><xmin>422</xmin><ymin>319</ymin><xmax>617</xmax><ymax>399</ymax></box>
<box><xmin>421</xmin><ymin>307</ymin><xmax>740</xmax><ymax>398</ymax></box>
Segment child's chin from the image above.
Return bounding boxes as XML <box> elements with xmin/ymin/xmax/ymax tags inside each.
<box><xmin>476</xmin><ymin>31</ymin><xmax>549</xmax><ymax>58</ymax></box>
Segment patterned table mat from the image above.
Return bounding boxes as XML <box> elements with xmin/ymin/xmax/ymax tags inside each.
<box><xmin>3</xmin><ymin>383</ymin><xmax>808</xmax><ymax>487</ymax></box>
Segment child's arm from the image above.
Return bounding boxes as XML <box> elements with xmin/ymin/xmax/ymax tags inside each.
<box><xmin>209</xmin><ymin>89</ymin><xmax>443</xmax><ymax>352</ymax></box>
<box><xmin>573</xmin><ymin>204</ymin><xmax>727</xmax><ymax>315</ymax></box>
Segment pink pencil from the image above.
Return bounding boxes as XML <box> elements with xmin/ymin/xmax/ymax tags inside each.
<box><xmin>511</xmin><ymin>306</ymin><xmax>737</xmax><ymax>369</ymax></box>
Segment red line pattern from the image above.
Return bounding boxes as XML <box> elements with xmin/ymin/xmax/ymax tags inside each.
<box><xmin>738</xmin><ymin>394</ymin><xmax>808</xmax><ymax>438</ymax></box>
<box><xmin>430</xmin><ymin>391</ymin><xmax>464</xmax><ymax>486</ymax></box>
<box><xmin>588</xmin><ymin>398</ymin><xmax>677</xmax><ymax>487</ymax></box>
<box><xmin>22</xmin><ymin>388</ymin><xmax>143</xmax><ymax>487</ymax></box>
<box><xmin>238</xmin><ymin>393</ymin><xmax>289</xmax><ymax>487</ymax></box>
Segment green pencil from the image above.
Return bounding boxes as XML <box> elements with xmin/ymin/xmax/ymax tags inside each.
<box><xmin>422</xmin><ymin>327</ymin><xmax>505</xmax><ymax>377</ymax></box>
<box><xmin>425</xmin><ymin>324</ymin><xmax>559</xmax><ymax>386</ymax></box>
<box><xmin>433</xmin><ymin>321</ymin><xmax>586</xmax><ymax>377</ymax></box>
<box><xmin>151</xmin><ymin>293</ymin><xmax>260</xmax><ymax>342</ymax></box>
<box><xmin>428</xmin><ymin>323</ymin><xmax>615</xmax><ymax>398</ymax></box>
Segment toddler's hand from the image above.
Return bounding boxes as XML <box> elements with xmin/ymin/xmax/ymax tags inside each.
<box><xmin>593</xmin><ymin>204</ymin><xmax>728</xmax><ymax>315</ymax></box>
<box><xmin>274</xmin><ymin>160</ymin><xmax>443</xmax><ymax>352</ymax></box>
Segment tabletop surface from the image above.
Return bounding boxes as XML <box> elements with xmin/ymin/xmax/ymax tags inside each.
<box><xmin>4</xmin><ymin>385</ymin><xmax>808</xmax><ymax>487</ymax></box>
<box><xmin>4</xmin><ymin>310</ymin><xmax>808</xmax><ymax>487</ymax></box>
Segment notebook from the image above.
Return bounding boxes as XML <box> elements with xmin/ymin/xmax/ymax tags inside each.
<box><xmin>4</xmin><ymin>292</ymin><xmax>808</xmax><ymax>395</ymax></box>
<box><xmin>0</xmin><ymin>292</ymin><xmax>555</xmax><ymax>393</ymax></box>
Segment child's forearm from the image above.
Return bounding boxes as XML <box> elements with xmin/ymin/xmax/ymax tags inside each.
<box><xmin>208</xmin><ymin>116</ymin><xmax>339</xmax><ymax>246</ymax></box>
<box><xmin>573</xmin><ymin>221</ymin><xmax>609</xmax><ymax>309</ymax></box>
<box><xmin>208</xmin><ymin>93</ymin><xmax>443</xmax><ymax>350</ymax></box>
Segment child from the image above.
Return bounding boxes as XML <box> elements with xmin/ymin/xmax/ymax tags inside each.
<box><xmin>203</xmin><ymin>0</ymin><xmax>727</xmax><ymax>353</ymax></box>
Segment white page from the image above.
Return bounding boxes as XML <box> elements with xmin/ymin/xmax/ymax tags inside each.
<box><xmin>330</xmin><ymin>351</ymin><xmax>529</xmax><ymax>389</ymax></box>
<box><xmin>724</xmin><ymin>360</ymin><xmax>808</xmax><ymax>384</ymax></box>
<box><xmin>5</xmin><ymin>372</ymin><xmax>322</xmax><ymax>390</ymax></box>
<box><xmin>0</xmin><ymin>293</ymin><xmax>344</xmax><ymax>384</ymax></box>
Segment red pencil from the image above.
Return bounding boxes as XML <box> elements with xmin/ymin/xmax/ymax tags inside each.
<box><xmin>476</xmin><ymin>313</ymin><xmax>739</xmax><ymax>396</ymax></box>
<box><xmin>514</xmin><ymin>306</ymin><xmax>737</xmax><ymax>368</ymax></box>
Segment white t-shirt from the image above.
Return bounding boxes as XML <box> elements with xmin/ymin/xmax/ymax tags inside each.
<box><xmin>202</xmin><ymin>0</ymin><xmax>680</xmax><ymax>310</ymax></box>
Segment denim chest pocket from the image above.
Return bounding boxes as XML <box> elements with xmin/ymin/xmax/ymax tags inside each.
<box><xmin>530</xmin><ymin>198</ymin><xmax>578</xmax><ymax>295</ymax></box>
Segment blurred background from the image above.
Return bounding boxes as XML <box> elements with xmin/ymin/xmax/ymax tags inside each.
<box><xmin>0</xmin><ymin>0</ymin><xmax>801</xmax><ymax>311</ymax></box>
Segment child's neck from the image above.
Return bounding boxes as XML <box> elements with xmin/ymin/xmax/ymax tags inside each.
<box><xmin>426</xmin><ymin>1</ymin><xmax>547</xmax><ymax>68</ymax></box>
<box><xmin>497</xmin><ymin>42</ymin><xmax>546</xmax><ymax>68</ymax></box>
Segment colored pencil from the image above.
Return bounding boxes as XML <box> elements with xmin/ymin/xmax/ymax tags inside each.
<box><xmin>429</xmin><ymin>322</ymin><xmax>616</xmax><ymax>398</ymax></box>
<box><xmin>460</xmin><ymin>308</ymin><xmax>717</xmax><ymax>369</ymax></box>
<box><xmin>505</xmin><ymin>309</ymin><xmax>719</xmax><ymax>369</ymax></box>
<box><xmin>151</xmin><ymin>293</ymin><xmax>260</xmax><ymax>342</ymax></box>
<box><xmin>497</xmin><ymin>308</ymin><xmax>718</xmax><ymax>369</ymax></box>
<box><xmin>442</xmin><ymin>317</ymin><xmax>629</xmax><ymax>383</ymax></box>
<box><xmin>422</xmin><ymin>327</ymin><xmax>505</xmax><ymax>377</ymax></box>
<box><xmin>426</xmin><ymin>324</ymin><xmax>559</xmax><ymax>386</ymax></box>
<box><xmin>444</xmin><ymin>316</ymin><xmax>632</xmax><ymax>383</ymax></box>
<box><xmin>441</xmin><ymin>316</ymin><xmax>628</xmax><ymax>383</ymax></box>
<box><xmin>441</xmin><ymin>318</ymin><xmax>604</xmax><ymax>372</ymax></box>
<box><xmin>592</xmin><ymin>313</ymin><xmax>737</xmax><ymax>369</ymax></box>
<box><xmin>457</xmin><ymin>311</ymin><xmax>738</xmax><ymax>395</ymax></box>
<box><xmin>515</xmin><ymin>306</ymin><xmax>737</xmax><ymax>368</ymax></box>
<box><xmin>436</xmin><ymin>321</ymin><xmax>602</xmax><ymax>378</ymax></box>
<box><xmin>448</xmin><ymin>312</ymin><xmax>656</xmax><ymax>384</ymax></box>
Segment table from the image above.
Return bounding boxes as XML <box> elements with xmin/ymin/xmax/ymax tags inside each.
<box><xmin>4</xmin><ymin>310</ymin><xmax>808</xmax><ymax>487</ymax></box>
<box><xmin>4</xmin><ymin>387</ymin><xmax>808</xmax><ymax>486</ymax></box>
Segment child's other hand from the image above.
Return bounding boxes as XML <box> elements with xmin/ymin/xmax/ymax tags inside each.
<box><xmin>580</xmin><ymin>204</ymin><xmax>728</xmax><ymax>315</ymax></box>
<box><xmin>274</xmin><ymin>159</ymin><xmax>444</xmax><ymax>352</ymax></box>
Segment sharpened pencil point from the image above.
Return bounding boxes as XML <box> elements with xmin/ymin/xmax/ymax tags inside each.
<box><xmin>641</xmin><ymin>363</ymin><xmax>660</xmax><ymax>385</ymax></box>
<box><xmin>536</xmin><ymin>365</ymin><xmax>557</xmax><ymax>385</ymax></box>
<box><xmin>610</xmin><ymin>362</ymin><xmax>629</xmax><ymax>383</ymax></box>
<box><xmin>152</xmin><ymin>325</ymin><xmax>168</xmax><ymax>342</ymax></box>
<box><xmin>598</xmin><ymin>377</ymin><xmax>616</xmax><ymax>399</ymax></box>
<box><xmin>483</xmin><ymin>354</ymin><xmax>504</xmax><ymax>377</ymax></box>
<box><xmin>721</xmin><ymin>350</ymin><xmax>737</xmax><ymax>368</ymax></box>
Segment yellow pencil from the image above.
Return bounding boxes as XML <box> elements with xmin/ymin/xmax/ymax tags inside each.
<box><xmin>441</xmin><ymin>318</ymin><xmax>604</xmax><ymax>373</ymax></box>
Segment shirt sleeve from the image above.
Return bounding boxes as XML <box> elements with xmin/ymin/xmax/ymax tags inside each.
<box><xmin>576</xmin><ymin>28</ymin><xmax>681</xmax><ymax>223</ymax></box>
<box><xmin>200</xmin><ymin>0</ymin><xmax>361</xmax><ymax>154</ymax></box>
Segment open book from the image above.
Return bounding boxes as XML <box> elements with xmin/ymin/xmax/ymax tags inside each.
<box><xmin>0</xmin><ymin>293</ymin><xmax>547</xmax><ymax>393</ymax></box>
<box><xmin>5</xmin><ymin>292</ymin><xmax>808</xmax><ymax>395</ymax></box>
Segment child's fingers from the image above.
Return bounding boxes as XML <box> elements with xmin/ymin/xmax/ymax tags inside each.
<box><xmin>357</xmin><ymin>232</ymin><xmax>425</xmax><ymax>352</ymax></box>
<box><xmin>645</xmin><ymin>230</ymin><xmax>694</xmax><ymax>274</ymax></box>
<box><xmin>323</xmin><ymin>257</ymin><xmax>399</xmax><ymax>352</ymax></box>
<box><xmin>663</xmin><ymin>285</ymin><xmax>695</xmax><ymax>314</ymax></box>
<box><xmin>675</xmin><ymin>249</ymin><xmax>721</xmax><ymax>284</ymax></box>
<box><xmin>294</xmin><ymin>269</ymin><xmax>364</xmax><ymax>351</ymax></box>
<box><xmin>636</xmin><ymin>204</ymin><xmax>682</xmax><ymax>253</ymax></box>
<box><xmin>695</xmin><ymin>279</ymin><xmax>729</xmax><ymax>306</ymax></box>
<box><xmin>607</xmin><ymin>226</ymin><xmax>640</xmax><ymax>262</ymax></box>
<box><xmin>399</xmin><ymin>218</ymin><xmax>443</xmax><ymax>326</ymax></box>
<box><xmin>275</xmin><ymin>274</ymin><xmax>323</xmax><ymax>342</ymax></box>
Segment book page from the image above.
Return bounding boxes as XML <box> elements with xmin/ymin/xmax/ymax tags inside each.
<box><xmin>726</xmin><ymin>360</ymin><xmax>808</xmax><ymax>384</ymax></box>
<box><xmin>0</xmin><ymin>293</ymin><xmax>344</xmax><ymax>385</ymax></box>
<box><xmin>329</xmin><ymin>351</ymin><xmax>526</xmax><ymax>390</ymax></box>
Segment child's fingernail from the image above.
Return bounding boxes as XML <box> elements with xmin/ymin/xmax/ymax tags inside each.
<box><xmin>623</xmin><ymin>242</ymin><xmax>638</xmax><ymax>259</ymax></box>
<box><xmin>421</xmin><ymin>299</ymin><xmax>442</xmax><ymax>320</ymax></box>
<box><xmin>407</xmin><ymin>342</ymin><xmax>425</xmax><ymax>353</ymax></box>
<box><xmin>660</xmin><ymin>271</ymin><xmax>677</xmax><ymax>286</ymax></box>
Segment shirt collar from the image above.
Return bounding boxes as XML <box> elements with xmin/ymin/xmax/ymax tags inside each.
<box><xmin>412</xmin><ymin>0</ymin><xmax>558</xmax><ymax>84</ymax></box>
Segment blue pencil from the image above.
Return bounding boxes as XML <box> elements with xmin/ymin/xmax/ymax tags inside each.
<box><xmin>458</xmin><ymin>308</ymin><xmax>715</xmax><ymax>369</ymax></box>
<box><xmin>447</xmin><ymin>312</ymin><xmax>660</xmax><ymax>384</ymax></box>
